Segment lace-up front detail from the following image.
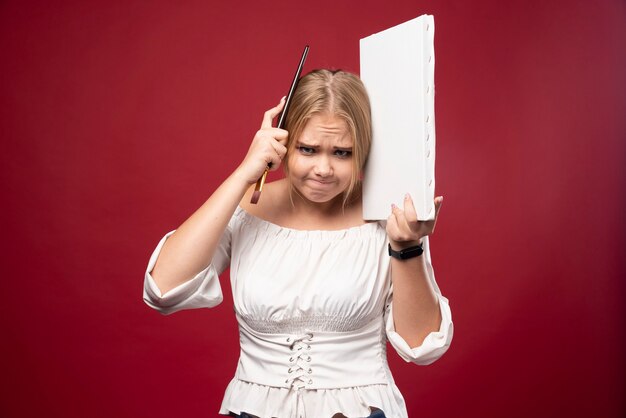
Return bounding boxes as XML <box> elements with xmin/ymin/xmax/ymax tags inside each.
<box><xmin>285</xmin><ymin>333</ymin><xmax>314</xmax><ymax>389</ymax></box>
<box><xmin>236</xmin><ymin>313</ymin><xmax>387</xmax><ymax>390</ymax></box>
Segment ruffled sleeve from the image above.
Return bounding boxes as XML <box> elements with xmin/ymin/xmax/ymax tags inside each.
<box><xmin>384</xmin><ymin>236</ymin><xmax>453</xmax><ymax>365</ymax></box>
<box><xmin>143</xmin><ymin>220</ymin><xmax>232</xmax><ymax>315</ymax></box>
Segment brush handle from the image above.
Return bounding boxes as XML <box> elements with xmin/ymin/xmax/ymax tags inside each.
<box><xmin>276</xmin><ymin>45</ymin><xmax>309</xmax><ymax>129</ymax></box>
<box><xmin>251</xmin><ymin>45</ymin><xmax>309</xmax><ymax>204</ymax></box>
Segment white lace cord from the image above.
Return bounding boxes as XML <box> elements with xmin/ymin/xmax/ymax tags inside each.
<box><xmin>285</xmin><ymin>332</ymin><xmax>314</xmax><ymax>418</ymax></box>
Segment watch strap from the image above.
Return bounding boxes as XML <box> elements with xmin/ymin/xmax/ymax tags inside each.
<box><xmin>388</xmin><ymin>242</ymin><xmax>424</xmax><ymax>260</ymax></box>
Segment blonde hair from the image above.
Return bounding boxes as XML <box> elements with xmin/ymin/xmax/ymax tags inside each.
<box><xmin>284</xmin><ymin>69</ymin><xmax>372</xmax><ymax>206</ymax></box>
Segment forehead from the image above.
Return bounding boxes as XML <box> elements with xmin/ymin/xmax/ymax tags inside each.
<box><xmin>299</xmin><ymin>113</ymin><xmax>352</xmax><ymax>146</ymax></box>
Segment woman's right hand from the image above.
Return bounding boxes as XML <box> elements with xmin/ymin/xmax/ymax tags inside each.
<box><xmin>236</xmin><ymin>98</ymin><xmax>289</xmax><ymax>185</ymax></box>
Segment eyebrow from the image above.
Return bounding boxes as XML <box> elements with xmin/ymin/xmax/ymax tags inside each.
<box><xmin>296</xmin><ymin>141</ymin><xmax>353</xmax><ymax>150</ymax></box>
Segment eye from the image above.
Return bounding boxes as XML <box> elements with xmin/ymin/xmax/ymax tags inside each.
<box><xmin>298</xmin><ymin>146</ymin><xmax>315</xmax><ymax>155</ymax></box>
<box><xmin>334</xmin><ymin>150</ymin><xmax>352</xmax><ymax>158</ymax></box>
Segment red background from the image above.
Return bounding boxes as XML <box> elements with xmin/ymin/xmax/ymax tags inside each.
<box><xmin>1</xmin><ymin>1</ymin><xmax>624</xmax><ymax>417</ymax></box>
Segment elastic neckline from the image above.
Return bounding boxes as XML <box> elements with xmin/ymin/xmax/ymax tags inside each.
<box><xmin>235</xmin><ymin>206</ymin><xmax>382</xmax><ymax>239</ymax></box>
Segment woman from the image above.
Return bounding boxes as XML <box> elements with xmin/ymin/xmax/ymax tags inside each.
<box><xmin>144</xmin><ymin>69</ymin><xmax>453</xmax><ymax>418</ymax></box>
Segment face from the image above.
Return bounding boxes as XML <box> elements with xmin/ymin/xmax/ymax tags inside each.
<box><xmin>287</xmin><ymin>112</ymin><xmax>354</xmax><ymax>205</ymax></box>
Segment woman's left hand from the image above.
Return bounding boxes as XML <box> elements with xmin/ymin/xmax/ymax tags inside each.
<box><xmin>386</xmin><ymin>195</ymin><xmax>443</xmax><ymax>249</ymax></box>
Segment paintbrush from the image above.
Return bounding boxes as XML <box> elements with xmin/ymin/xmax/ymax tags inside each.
<box><xmin>250</xmin><ymin>45</ymin><xmax>309</xmax><ymax>204</ymax></box>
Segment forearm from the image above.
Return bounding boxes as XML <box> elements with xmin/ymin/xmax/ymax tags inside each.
<box><xmin>150</xmin><ymin>168</ymin><xmax>250</xmax><ymax>294</ymax></box>
<box><xmin>150</xmin><ymin>99</ymin><xmax>288</xmax><ymax>295</ymax></box>
<box><xmin>390</xmin><ymin>249</ymin><xmax>442</xmax><ymax>348</ymax></box>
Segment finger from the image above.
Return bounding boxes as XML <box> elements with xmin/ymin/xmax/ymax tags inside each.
<box><xmin>262</xmin><ymin>143</ymin><xmax>284</xmax><ymax>171</ymax></box>
<box><xmin>267</xmin><ymin>153</ymin><xmax>282</xmax><ymax>171</ymax></box>
<box><xmin>434</xmin><ymin>196</ymin><xmax>443</xmax><ymax>215</ymax></box>
<box><xmin>394</xmin><ymin>201</ymin><xmax>415</xmax><ymax>236</ymax></box>
<box><xmin>268</xmin><ymin>127</ymin><xmax>289</xmax><ymax>146</ymax></box>
<box><xmin>254</xmin><ymin>128</ymin><xmax>288</xmax><ymax>146</ymax></box>
<box><xmin>390</xmin><ymin>203</ymin><xmax>403</xmax><ymax>225</ymax></box>
<box><xmin>386</xmin><ymin>211</ymin><xmax>401</xmax><ymax>239</ymax></box>
<box><xmin>270</xmin><ymin>141</ymin><xmax>288</xmax><ymax>163</ymax></box>
<box><xmin>431</xmin><ymin>195</ymin><xmax>443</xmax><ymax>233</ymax></box>
<box><xmin>403</xmin><ymin>193</ymin><xmax>419</xmax><ymax>230</ymax></box>
<box><xmin>390</xmin><ymin>204</ymin><xmax>413</xmax><ymax>242</ymax></box>
<box><xmin>261</xmin><ymin>97</ymin><xmax>286</xmax><ymax>129</ymax></box>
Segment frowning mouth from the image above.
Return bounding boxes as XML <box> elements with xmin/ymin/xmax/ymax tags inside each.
<box><xmin>307</xmin><ymin>179</ymin><xmax>335</xmax><ymax>185</ymax></box>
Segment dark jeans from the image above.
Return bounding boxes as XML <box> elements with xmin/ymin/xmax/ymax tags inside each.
<box><xmin>230</xmin><ymin>410</ymin><xmax>386</xmax><ymax>418</ymax></box>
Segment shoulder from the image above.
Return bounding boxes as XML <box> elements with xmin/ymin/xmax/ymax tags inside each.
<box><xmin>240</xmin><ymin>178</ymin><xmax>291</xmax><ymax>221</ymax></box>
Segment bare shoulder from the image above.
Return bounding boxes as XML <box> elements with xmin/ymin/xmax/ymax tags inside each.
<box><xmin>240</xmin><ymin>179</ymin><xmax>291</xmax><ymax>221</ymax></box>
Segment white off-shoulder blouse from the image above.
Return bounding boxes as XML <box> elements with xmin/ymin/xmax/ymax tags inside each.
<box><xmin>144</xmin><ymin>207</ymin><xmax>453</xmax><ymax>418</ymax></box>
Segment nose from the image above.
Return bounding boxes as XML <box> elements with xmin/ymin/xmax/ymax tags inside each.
<box><xmin>313</xmin><ymin>155</ymin><xmax>332</xmax><ymax>177</ymax></box>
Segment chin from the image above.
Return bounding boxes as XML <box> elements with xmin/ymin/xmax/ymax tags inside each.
<box><xmin>295</xmin><ymin>184</ymin><xmax>345</xmax><ymax>204</ymax></box>
<box><xmin>289</xmin><ymin>174</ymin><xmax>352</xmax><ymax>203</ymax></box>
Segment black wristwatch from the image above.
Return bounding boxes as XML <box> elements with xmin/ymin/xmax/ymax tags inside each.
<box><xmin>388</xmin><ymin>242</ymin><xmax>424</xmax><ymax>260</ymax></box>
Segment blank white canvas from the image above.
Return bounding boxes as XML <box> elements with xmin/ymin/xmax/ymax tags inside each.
<box><xmin>360</xmin><ymin>15</ymin><xmax>436</xmax><ymax>220</ymax></box>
